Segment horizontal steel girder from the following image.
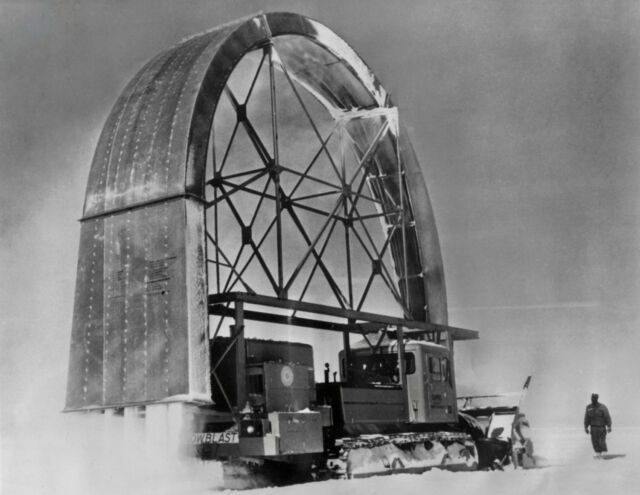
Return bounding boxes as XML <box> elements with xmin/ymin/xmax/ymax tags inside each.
<box><xmin>208</xmin><ymin>292</ymin><xmax>478</xmax><ymax>341</ymax></box>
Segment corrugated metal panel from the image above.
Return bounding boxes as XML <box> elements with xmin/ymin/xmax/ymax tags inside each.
<box><xmin>84</xmin><ymin>28</ymin><xmax>238</xmax><ymax>217</ymax></box>
<box><xmin>102</xmin><ymin>202</ymin><xmax>187</xmax><ymax>403</ymax></box>
<box><xmin>184</xmin><ymin>199</ymin><xmax>209</xmax><ymax>398</ymax></box>
<box><xmin>65</xmin><ymin>218</ymin><xmax>105</xmax><ymax>408</ymax></box>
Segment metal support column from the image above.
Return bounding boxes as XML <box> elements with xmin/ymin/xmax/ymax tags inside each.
<box><xmin>396</xmin><ymin>325</ymin><xmax>409</xmax><ymax>421</ymax></box>
<box><xmin>233</xmin><ymin>301</ymin><xmax>246</xmax><ymax>411</ymax></box>
<box><xmin>267</xmin><ymin>43</ymin><xmax>285</xmax><ymax>298</ymax></box>
<box><xmin>343</xmin><ymin>318</ymin><xmax>354</xmax><ymax>382</ymax></box>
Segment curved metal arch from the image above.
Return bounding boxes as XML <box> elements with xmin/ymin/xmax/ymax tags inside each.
<box><xmin>66</xmin><ymin>13</ymin><xmax>446</xmax><ymax>410</ymax></box>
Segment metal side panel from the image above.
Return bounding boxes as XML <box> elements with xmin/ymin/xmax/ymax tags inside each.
<box><xmin>184</xmin><ymin>199</ymin><xmax>210</xmax><ymax>400</ymax></box>
<box><xmin>83</xmin><ymin>26</ymin><xmax>243</xmax><ymax>218</ymax></box>
<box><xmin>65</xmin><ymin>218</ymin><xmax>105</xmax><ymax>409</ymax></box>
<box><xmin>99</xmin><ymin>199</ymin><xmax>204</xmax><ymax>405</ymax></box>
<box><xmin>341</xmin><ymin>387</ymin><xmax>406</xmax><ymax>425</ymax></box>
<box><xmin>103</xmin><ymin>35</ymin><xmax>212</xmax><ymax>212</ymax></box>
<box><xmin>398</xmin><ymin>128</ymin><xmax>447</xmax><ymax>325</ymax></box>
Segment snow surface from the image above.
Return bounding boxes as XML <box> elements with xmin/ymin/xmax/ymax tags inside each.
<box><xmin>2</xmin><ymin>417</ymin><xmax>638</xmax><ymax>495</ymax></box>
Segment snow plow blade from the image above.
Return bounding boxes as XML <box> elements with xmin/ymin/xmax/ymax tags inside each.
<box><xmin>458</xmin><ymin>377</ymin><xmax>536</xmax><ymax>469</ymax></box>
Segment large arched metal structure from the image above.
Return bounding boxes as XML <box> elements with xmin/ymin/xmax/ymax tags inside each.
<box><xmin>65</xmin><ymin>12</ymin><xmax>457</xmax><ymax>412</ymax></box>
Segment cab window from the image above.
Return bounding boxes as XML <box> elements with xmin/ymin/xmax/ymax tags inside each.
<box><xmin>427</xmin><ymin>355</ymin><xmax>452</xmax><ymax>384</ymax></box>
<box><xmin>347</xmin><ymin>352</ymin><xmax>415</xmax><ymax>387</ymax></box>
<box><xmin>428</xmin><ymin>356</ymin><xmax>442</xmax><ymax>381</ymax></box>
<box><xmin>442</xmin><ymin>357</ymin><xmax>451</xmax><ymax>385</ymax></box>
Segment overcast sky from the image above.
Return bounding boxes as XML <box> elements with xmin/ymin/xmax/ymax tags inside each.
<box><xmin>1</xmin><ymin>0</ymin><xmax>639</xmax><ymax>444</ymax></box>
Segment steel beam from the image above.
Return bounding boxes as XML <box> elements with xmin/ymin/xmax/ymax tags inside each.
<box><xmin>207</xmin><ymin>292</ymin><xmax>478</xmax><ymax>340</ymax></box>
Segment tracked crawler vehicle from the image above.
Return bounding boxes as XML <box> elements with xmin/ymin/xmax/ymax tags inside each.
<box><xmin>194</xmin><ymin>310</ymin><xmax>529</xmax><ymax>486</ymax></box>
<box><xmin>64</xmin><ymin>12</ymin><xmax>533</xmax><ymax>488</ymax></box>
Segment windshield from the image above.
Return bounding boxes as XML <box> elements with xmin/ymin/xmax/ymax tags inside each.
<box><xmin>347</xmin><ymin>352</ymin><xmax>415</xmax><ymax>387</ymax></box>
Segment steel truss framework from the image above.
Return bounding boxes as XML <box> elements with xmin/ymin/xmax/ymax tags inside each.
<box><xmin>202</xmin><ymin>29</ymin><xmax>471</xmax><ymax>412</ymax></box>
<box><xmin>204</xmin><ymin>42</ymin><xmax>409</xmax><ymax>316</ymax></box>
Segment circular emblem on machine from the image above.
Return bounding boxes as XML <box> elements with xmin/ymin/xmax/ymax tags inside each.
<box><xmin>280</xmin><ymin>365</ymin><xmax>294</xmax><ymax>387</ymax></box>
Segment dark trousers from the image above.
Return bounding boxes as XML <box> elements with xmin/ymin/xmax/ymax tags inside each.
<box><xmin>590</xmin><ymin>426</ymin><xmax>608</xmax><ymax>453</ymax></box>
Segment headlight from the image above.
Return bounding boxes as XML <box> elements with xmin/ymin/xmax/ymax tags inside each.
<box><xmin>240</xmin><ymin>419</ymin><xmax>264</xmax><ymax>437</ymax></box>
<box><xmin>280</xmin><ymin>365</ymin><xmax>294</xmax><ymax>387</ymax></box>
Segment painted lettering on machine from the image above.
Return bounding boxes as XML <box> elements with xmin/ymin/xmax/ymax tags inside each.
<box><xmin>192</xmin><ymin>431</ymin><xmax>239</xmax><ymax>444</ymax></box>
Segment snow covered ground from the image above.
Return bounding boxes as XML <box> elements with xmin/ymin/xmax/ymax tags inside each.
<box><xmin>2</xmin><ymin>418</ymin><xmax>638</xmax><ymax>495</ymax></box>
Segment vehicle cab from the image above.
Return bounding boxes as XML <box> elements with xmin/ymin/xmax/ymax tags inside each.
<box><xmin>339</xmin><ymin>336</ymin><xmax>458</xmax><ymax>425</ymax></box>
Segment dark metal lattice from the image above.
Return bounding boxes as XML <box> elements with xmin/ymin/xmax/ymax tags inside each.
<box><xmin>204</xmin><ymin>41</ymin><xmax>411</xmax><ymax>319</ymax></box>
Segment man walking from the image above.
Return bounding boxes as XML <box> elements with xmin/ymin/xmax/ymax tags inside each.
<box><xmin>584</xmin><ymin>393</ymin><xmax>612</xmax><ymax>458</ymax></box>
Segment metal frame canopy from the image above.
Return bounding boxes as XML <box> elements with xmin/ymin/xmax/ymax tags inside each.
<box><xmin>66</xmin><ymin>12</ymin><xmax>461</xmax><ymax>411</ymax></box>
